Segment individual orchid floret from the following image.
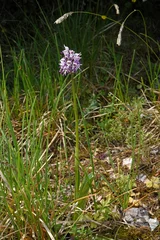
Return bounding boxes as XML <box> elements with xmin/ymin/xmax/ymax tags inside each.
<box><xmin>59</xmin><ymin>45</ymin><xmax>82</xmax><ymax>75</ymax></box>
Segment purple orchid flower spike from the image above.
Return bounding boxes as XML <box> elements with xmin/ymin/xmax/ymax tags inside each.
<box><xmin>59</xmin><ymin>45</ymin><xmax>82</xmax><ymax>75</ymax></box>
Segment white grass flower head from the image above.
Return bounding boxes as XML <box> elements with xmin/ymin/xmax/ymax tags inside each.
<box><xmin>54</xmin><ymin>12</ymin><xmax>74</xmax><ymax>24</ymax></box>
<box><xmin>114</xmin><ymin>4</ymin><xmax>120</xmax><ymax>15</ymax></box>
<box><xmin>116</xmin><ymin>22</ymin><xmax>124</xmax><ymax>46</ymax></box>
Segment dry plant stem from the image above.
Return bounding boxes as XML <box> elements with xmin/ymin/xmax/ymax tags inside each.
<box><xmin>72</xmin><ymin>77</ymin><xmax>80</xmax><ymax>199</ymax></box>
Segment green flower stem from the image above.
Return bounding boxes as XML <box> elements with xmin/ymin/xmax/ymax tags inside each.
<box><xmin>72</xmin><ymin>77</ymin><xmax>80</xmax><ymax>199</ymax></box>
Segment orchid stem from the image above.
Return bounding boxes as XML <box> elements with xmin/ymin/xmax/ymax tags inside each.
<box><xmin>72</xmin><ymin>77</ymin><xmax>80</xmax><ymax>199</ymax></box>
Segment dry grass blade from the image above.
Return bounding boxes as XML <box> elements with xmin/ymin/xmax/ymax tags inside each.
<box><xmin>39</xmin><ymin>218</ymin><xmax>55</xmax><ymax>240</ymax></box>
<box><xmin>0</xmin><ymin>169</ymin><xmax>11</xmax><ymax>192</ymax></box>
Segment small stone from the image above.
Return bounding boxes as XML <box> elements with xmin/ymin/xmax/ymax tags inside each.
<box><xmin>122</xmin><ymin>157</ymin><xmax>132</xmax><ymax>169</ymax></box>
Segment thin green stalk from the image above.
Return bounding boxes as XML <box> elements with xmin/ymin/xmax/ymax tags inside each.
<box><xmin>72</xmin><ymin>77</ymin><xmax>80</xmax><ymax>199</ymax></box>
